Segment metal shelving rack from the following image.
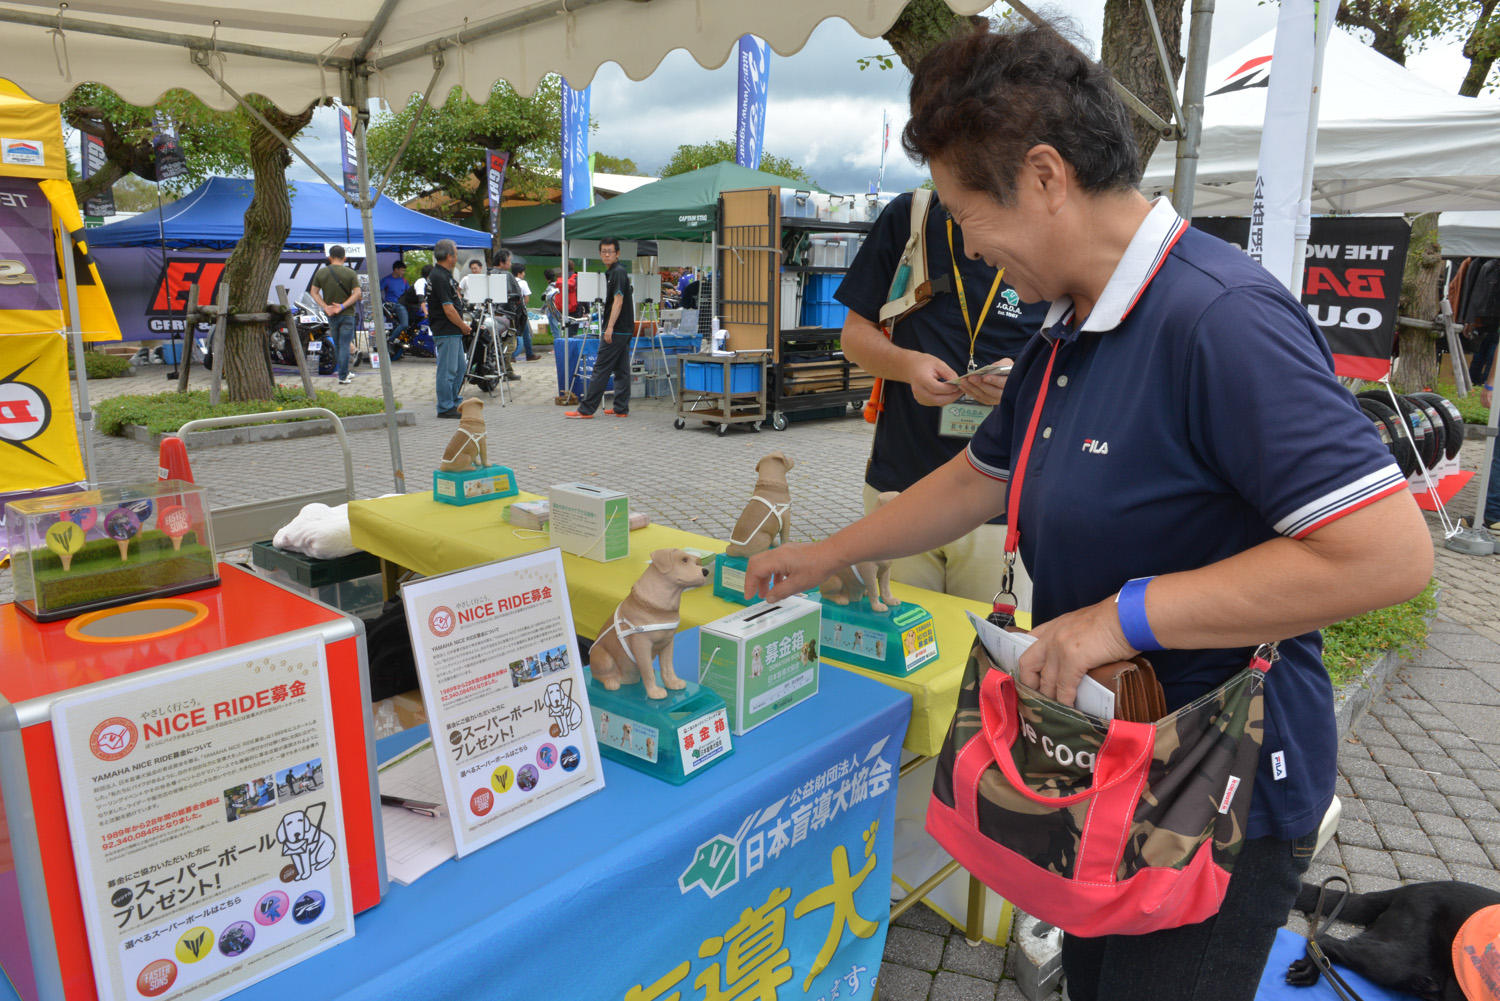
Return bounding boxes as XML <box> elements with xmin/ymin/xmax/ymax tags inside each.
<box><xmin>716</xmin><ymin>187</ymin><xmax>875</xmax><ymax>430</ymax></box>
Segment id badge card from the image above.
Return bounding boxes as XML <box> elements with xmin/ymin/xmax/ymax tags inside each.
<box><xmin>939</xmin><ymin>401</ymin><xmax>993</xmax><ymax>439</ymax></box>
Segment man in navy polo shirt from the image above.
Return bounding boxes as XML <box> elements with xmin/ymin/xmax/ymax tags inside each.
<box><xmin>839</xmin><ymin>192</ymin><xmax>1044</xmax><ymax>603</ymax></box>
<box><xmin>746</xmin><ymin>23</ymin><xmax>1433</xmax><ymax>999</ymax></box>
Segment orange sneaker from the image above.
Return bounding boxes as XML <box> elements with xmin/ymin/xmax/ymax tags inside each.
<box><xmin>564</xmin><ymin>411</ymin><xmax>594</xmax><ymax>419</ymax></box>
<box><xmin>607</xmin><ymin>411</ymin><xmax>629</xmax><ymax>417</ymax></box>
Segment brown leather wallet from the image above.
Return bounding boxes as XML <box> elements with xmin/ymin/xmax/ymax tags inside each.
<box><xmin>1087</xmin><ymin>657</ymin><xmax>1168</xmax><ymax>723</ymax></box>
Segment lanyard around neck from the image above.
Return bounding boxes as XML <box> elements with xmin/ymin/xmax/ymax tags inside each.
<box><xmin>946</xmin><ymin>217</ymin><xmax>1006</xmax><ymax>369</ymax></box>
<box><xmin>1003</xmin><ymin>339</ymin><xmax>1062</xmax><ymax>556</ymax></box>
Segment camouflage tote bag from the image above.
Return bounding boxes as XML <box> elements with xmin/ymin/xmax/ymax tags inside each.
<box><xmin>925</xmin><ymin>638</ymin><xmax>1272</xmax><ymax>937</ymax></box>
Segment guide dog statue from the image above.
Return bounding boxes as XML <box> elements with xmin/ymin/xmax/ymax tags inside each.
<box><xmin>820</xmin><ymin>491</ymin><xmax>901</xmax><ymax>613</ymax></box>
<box><xmin>589</xmin><ymin>549</ymin><xmax>709</xmax><ymax>699</ymax></box>
<box><xmin>438</xmin><ymin>398</ymin><xmax>488</xmax><ymax>472</ymax></box>
<box><xmin>724</xmin><ymin>452</ymin><xmax>794</xmax><ymax>557</ymax></box>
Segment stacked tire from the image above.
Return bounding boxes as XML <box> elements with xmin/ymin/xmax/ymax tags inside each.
<box><xmin>1355</xmin><ymin>390</ymin><xmax>1465</xmax><ymax>478</ymax></box>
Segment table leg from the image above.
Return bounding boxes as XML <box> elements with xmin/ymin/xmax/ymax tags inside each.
<box><xmin>380</xmin><ymin>558</ymin><xmax>403</xmax><ymax>601</ymax></box>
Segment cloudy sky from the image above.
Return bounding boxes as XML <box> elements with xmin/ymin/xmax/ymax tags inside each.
<box><xmin>281</xmin><ymin>2</ymin><xmax>1473</xmax><ymax>196</ymax></box>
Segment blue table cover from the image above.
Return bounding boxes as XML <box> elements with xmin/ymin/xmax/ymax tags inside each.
<box><xmin>9</xmin><ymin>630</ymin><xmax>910</xmax><ymax>1001</ymax></box>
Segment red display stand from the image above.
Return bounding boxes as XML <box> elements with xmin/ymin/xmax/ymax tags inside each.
<box><xmin>1412</xmin><ymin>470</ymin><xmax>1473</xmax><ymax>512</ymax></box>
<box><xmin>0</xmin><ymin>564</ymin><xmax>384</xmax><ymax>1001</ymax></box>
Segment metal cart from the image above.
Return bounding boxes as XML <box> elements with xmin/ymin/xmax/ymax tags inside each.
<box><xmin>673</xmin><ymin>350</ymin><xmax>771</xmax><ymax>436</ymax></box>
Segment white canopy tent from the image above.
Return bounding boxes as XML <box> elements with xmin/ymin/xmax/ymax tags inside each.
<box><xmin>1441</xmin><ymin>212</ymin><xmax>1500</xmax><ymax>258</ymax></box>
<box><xmin>1142</xmin><ymin>27</ymin><xmax>1500</xmax><ymax>216</ymax></box>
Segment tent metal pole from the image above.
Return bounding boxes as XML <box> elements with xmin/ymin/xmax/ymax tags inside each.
<box><xmin>353</xmin><ymin>98</ymin><xmax>406</xmax><ymax>495</ymax></box>
<box><xmin>1474</xmin><ymin>338</ymin><xmax>1500</xmax><ymax>529</ymax></box>
<box><xmin>1172</xmin><ymin>0</ymin><xmax>1216</xmax><ymax>219</ymax></box>
<box><xmin>57</xmin><ymin>212</ymin><xmax>97</xmax><ymax>483</ymax></box>
<box><xmin>1290</xmin><ymin>5</ymin><xmax>1335</xmax><ymax>299</ymax></box>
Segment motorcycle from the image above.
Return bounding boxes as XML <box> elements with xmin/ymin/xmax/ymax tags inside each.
<box><xmin>382</xmin><ymin>301</ymin><xmax>436</xmax><ymax>359</ymax></box>
<box><xmin>269</xmin><ymin>294</ymin><xmax>336</xmax><ymax>375</ymax></box>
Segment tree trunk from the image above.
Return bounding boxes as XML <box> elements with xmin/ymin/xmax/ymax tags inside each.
<box><xmin>882</xmin><ymin>0</ymin><xmax>986</xmax><ymax>70</ymax></box>
<box><xmin>1459</xmin><ymin>0</ymin><xmax>1498</xmax><ymax>97</ymax></box>
<box><xmin>1392</xmin><ymin>212</ymin><xmax>1442</xmax><ymax>393</ymax></box>
<box><xmin>220</xmin><ymin>102</ymin><xmax>314</xmax><ymax>402</ymax></box>
<box><xmin>72</xmin><ymin>158</ymin><xmax>126</xmax><ymax>208</ymax></box>
<box><xmin>1101</xmin><ymin>0</ymin><xmax>1186</xmax><ymax>167</ymax></box>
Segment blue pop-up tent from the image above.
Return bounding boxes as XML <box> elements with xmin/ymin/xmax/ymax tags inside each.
<box><xmin>87</xmin><ymin>176</ymin><xmax>489</xmax><ymax>249</ymax></box>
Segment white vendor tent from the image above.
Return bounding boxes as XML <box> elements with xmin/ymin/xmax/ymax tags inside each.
<box><xmin>1441</xmin><ymin>212</ymin><xmax>1500</xmax><ymax>258</ymax></box>
<box><xmin>1142</xmin><ymin>28</ymin><xmax>1500</xmax><ymax>215</ymax></box>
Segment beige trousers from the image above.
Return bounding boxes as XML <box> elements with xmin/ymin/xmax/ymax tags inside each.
<box><xmin>862</xmin><ymin>483</ymin><xmax>1032</xmax><ymax>607</ymax></box>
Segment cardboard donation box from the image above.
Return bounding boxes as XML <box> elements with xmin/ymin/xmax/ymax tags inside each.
<box><xmin>698</xmin><ymin>597</ymin><xmax>821</xmax><ymax>735</ymax></box>
<box><xmin>548</xmin><ymin>484</ymin><xmax>629</xmax><ymax>562</ymax></box>
<box><xmin>0</xmin><ymin>564</ymin><xmax>384</xmax><ymax>1001</ymax></box>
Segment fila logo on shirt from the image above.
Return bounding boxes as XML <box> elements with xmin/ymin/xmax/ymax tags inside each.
<box><xmin>1081</xmin><ymin>438</ymin><xmax>1110</xmax><ymax>455</ymax></box>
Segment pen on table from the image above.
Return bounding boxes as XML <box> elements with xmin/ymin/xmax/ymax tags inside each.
<box><xmin>381</xmin><ymin>794</ymin><xmax>442</xmax><ymax>817</ymax></box>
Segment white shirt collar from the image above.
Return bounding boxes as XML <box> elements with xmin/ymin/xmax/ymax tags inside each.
<box><xmin>1041</xmin><ymin>198</ymin><xmax>1188</xmax><ymax>337</ymax></box>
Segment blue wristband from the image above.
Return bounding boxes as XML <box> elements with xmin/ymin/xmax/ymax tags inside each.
<box><xmin>1115</xmin><ymin>576</ymin><xmax>1163</xmax><ymax>652</ymax></box>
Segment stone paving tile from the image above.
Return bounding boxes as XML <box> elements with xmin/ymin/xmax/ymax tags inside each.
<box><xmin>1346</xmin><ymin>774</ymin><xmax>1403</xmax><ymax>804</ymax></box>
<box><xmin>895</xmin><ymin>904</ymin><xmax>954</xmax><ymax>936</ymax></box>
<box><xmin>1412</xmin><ymin>750</ymin><xmax>1468</xmax><ymax>776</ymax></box>
<box><xmin>930</xmin><ymin>972</ymin><xmax>998</xmax><ymax>1001</ymax></box>
<box><xmin>1427</xmin><ymin>631</ymin><xmax>1500</xmax><ymax>663</ymax></box>
<box><xmin>1402</xmin><ymin>668</ymin><xmax>1500</xmax><ymax>705</ymax></box>
<box><xmin>1338</xmin><ymin>797</ymin><xmax>1372</xmax><ymax>824</ymax></box>
<box><xmin>995</xmin><ymin>982</ymin><xmax>1027</xmax><ymax>1001</ymax></box>
<box><xmin>885</xmin><ymin>927</ymin><xmax>947</xmax><ymax>972</ymax></box>
<box><xmin>1451</xmin><ymin>796</ymin><xmax>1500</xmax><ymax>823</ymax></box>
<box><xmin>1366</xmin><ymin>744</ymin><xmax>1415</xmax><ymax>769</ymax></box>
<box><xmin>1382</xmin><ymin>766</ymin><xmax>1439</xmax><ymax>792</ymax></box>
<box><xmin>1445</xmin><ymin>863</ymin><xmax>1500</xmax><ymax>892</ymax></box>
<box><xmin>1430</xmin><ymin>834</ymin><xmax>1492</xmax><ymax>867</ymax></box>
<box><xmin>1338</xmin><ymin>755</ymin><xmax>1385</xmax><ymax>779</ymax></box>
<box><xmin>1347</xmin><ymin>872</ymin><xmax>1403</xmax><ymax>894</ymax></box>
<box><xmin>1394</xmin><ymin>733</ymin><xmax>1445</xmax><ymax>757</ymax></box>
<box><xmin>878</xmin><ymin>963</ymin><xmax>934</xmax><ymax>1001</ymax></box>
<box><xmin>1454</xmin><ymin>749</ymin><xmax>1496</xmax><ymax>773</ymax></box>
<box><xmin>1334</xmin><ymin>819</ymin><xmax>1382</xmax><ymax>850</ymax></box>
<box><xmin>1402</xmin><ymin>786</ymin><xmax>1459</xmax><ymax>815</ymax></box>
<box><xmin>1415</xmin><ymin>811</ymin><xmax>1474</xmax><ymax>840</ymax></box>
<box><xmin>1377</xmin><ymin>824</ymin><xmax>1434</xmax><ymax>855</ymax></box>
<box><xmin>1432</xmin><ymin>772</ymin><xmax>1486</xmax><ymax>799</ymax></box>
<box><xmin>1365</xmin><ymin>799</ymin><xmax>1424</xmax><ymax>829</ymax></box>
<box><xmin>1391</xmin><ymin>851</ymin><xmax>1451</xmax><ymax>880</ymax></box>
<box><xmin>940</xmin><ymin>938</ymin><xmax>1007</xmax><ymax>980</ymax></box>
<box><xmin>1339</xmin><ymin>844</ymin><xmax>1400</xmax><ymax>880</ymax></box>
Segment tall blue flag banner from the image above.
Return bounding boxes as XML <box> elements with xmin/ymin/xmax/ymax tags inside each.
<box><xmin>80</xmin><ymin>132</ymin><xmax>115</xmax><ymax>217</ymax></box>
<box><xmin>561</xmin><ymin>82</ymin><xmax>592</xmax><ymax>215</ymax></box>
<box><xmin>151</xmin><ymin>112</ymin><xmax>186</xmax><ymax>183</ymax></box>
<box><xmin>486</xmin><ymin>149</ymin><xmax>510</xmax><ymax>241</ymax></box>
<box><xmin>735</xmin><ymin>35</ymin><xmax>771</xmax><ymax>171</ymax></box>
<box><xmin>339</xmin><ymin>106</ymin><xmax>360</xmax><ymax>198</ymax></box>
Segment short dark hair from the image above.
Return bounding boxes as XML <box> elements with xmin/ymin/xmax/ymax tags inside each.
<box><xmin>328</xmin><ymin>245</ymin><xmax>347</xmax><ymax>260</ymax></box>
<box><xmin>494</xmin><ymin>248</ymin><xmax>512</xmax><ymax>266</ymax></box>
<box><xmin>600</xmin><ymin>238</ymin><xmax>620</xmax><ymax>252</ymax></box>
<box><xmin>392</xmin><ymin>260</ymin><xmax>405</xmax><ymax>271</ymax></box>
<box><xmin>902</xmin><ymin>24</ymin><xmax>1140</xmax><ymax>203</ymax></box>
<box><xmin>544</xmin><ymin>268</ymin><xmax>559</xmax><ymax>282</ymax></box>
<box><xmin>510</xmin><ymin>262</ymin><xmax>525</xmax><ymax>276</ymax></box>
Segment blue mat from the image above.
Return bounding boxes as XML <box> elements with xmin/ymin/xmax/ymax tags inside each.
<box><xmin>1257</xmin><ymin>927</ymin><xmax>1422</xmax><ymax>1001</ymax></box>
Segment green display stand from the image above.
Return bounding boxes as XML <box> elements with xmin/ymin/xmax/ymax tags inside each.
<box><xmin>433</xmin><ymin>465</ymin><xmax>518</xmax><ymax>506</ymax></box>
<box><xmin>820</xmin><ymin>598</ymin><xmax>939</xmax><ymax>676</ymax></box>
<box><xmin>712</xmin><ymin>553</ymin><xmax>755</xmax><ymax>605</ymax></box>
<box><xmin>588</xmin><ymin>678</ymin><xmax>733</xmax><ymax>784</ymax></box>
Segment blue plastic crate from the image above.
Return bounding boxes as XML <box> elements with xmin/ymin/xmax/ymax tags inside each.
<box><xmin>683</xmin><ymin>361</ymin><xmax>762</xmax><ymax>394</ymax></box>
<box><xmin>802</xmin><ymin>273</ymin><xmax>844</xmax><ymax>304</ymax></box>
<box><xmin>800</xmin><ymin>300</ymin><xmax>849</xmax><ymax>329</ymax></box>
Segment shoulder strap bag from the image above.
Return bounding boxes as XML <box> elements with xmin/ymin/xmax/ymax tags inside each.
<box><xmin>925</xmin><ymin>337</ymin><xmax>1277</xmax><ymax>937</ymax></box>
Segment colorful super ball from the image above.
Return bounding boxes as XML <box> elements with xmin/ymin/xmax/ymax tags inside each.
<box><xmin>104</xmin><ymin>507</ymin><xmax>141</xmax><ymax>561</ymax></box>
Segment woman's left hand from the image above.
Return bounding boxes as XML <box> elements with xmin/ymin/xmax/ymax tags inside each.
<box><xmin>1017</xmin><ymin>597</ymin><xmax>1138</xmax><ymax>706</ymax></box>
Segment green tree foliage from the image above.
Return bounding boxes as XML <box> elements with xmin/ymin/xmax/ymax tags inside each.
<box><xmin>366</xmin><ymin>78</ymin><xmax>562</xmax><ymax>236</ymax></box>
<box><xmin>1337</xmin><ymin>0</ymin><xmax>1499</xmax><ymax>95</ymax></box>
<box><xmin>62</xmin><ymin>85</ymin><xmax>251</xmax><ymax>206</ymax></box>
<box><xmin>658</xmin><ymin>139</ymin><xmax>818</xmax><ymax>186</ymax></box>
<box><xmin>592</xmin><ymin>152</ymin><xmax>639</xmax><ymax>175</ymax></box>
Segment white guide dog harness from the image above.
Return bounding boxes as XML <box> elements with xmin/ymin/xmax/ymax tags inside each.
<box><xmin>607</xmin><ymin>608</ymin><xmax>679</xmax><ymax>666</ymax></box>
<box><xmin>730</xmin><ymin>495</ymin><xmax>790</xmax><ymax>549</ymax></box>
<box><xmin>442</xmin><ymin>426</ymin><xmax>487</xmax><ymax>462</ymax></box>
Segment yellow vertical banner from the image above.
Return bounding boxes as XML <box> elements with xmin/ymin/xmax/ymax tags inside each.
<box><xmin>0</xmin><ymin>331</ymin><xmax>85</xmax><ymax>491</ymax></box>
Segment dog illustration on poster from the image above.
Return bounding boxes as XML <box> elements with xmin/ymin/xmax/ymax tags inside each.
<box><xmin>276</xmin><ymin>804</ymin><xmax>337</xmax><ymax>880</ymax></box>
<box><xmin>544</xmin><ymin>679</ymin><xmax>584</xmax><ymax>737</ymax></box>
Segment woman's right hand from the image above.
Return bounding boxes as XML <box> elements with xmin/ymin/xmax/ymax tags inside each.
<box><xmin>745</xmin><ymin>541</ymin><xmax>841</xmax><ymax>603</ymax></box>
<box><xmin>907</xmin><ymin>354</ymin><xmax>963</xmax><ymax>407</ymax></box>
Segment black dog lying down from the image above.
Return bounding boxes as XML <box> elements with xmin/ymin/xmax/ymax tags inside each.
<box><xmin>1287</xmin><ymin>879</ymin><xmax>1500</xmax><ymax>1001</ymax></box>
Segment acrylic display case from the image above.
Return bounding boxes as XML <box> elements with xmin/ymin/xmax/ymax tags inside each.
<box><xmin>4</xmin><ymin>480</ymin><xmax>219</xmax><ymax>621</ymax></box>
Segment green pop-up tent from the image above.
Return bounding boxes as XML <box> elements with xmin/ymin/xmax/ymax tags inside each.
<box><xmin>564</xmin><ymin>162</ymin><xmax>825</xmax><ymax>241</ymax></box>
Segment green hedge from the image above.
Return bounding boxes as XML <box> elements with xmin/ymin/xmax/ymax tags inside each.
<box><xmin>96</xmin><ymin>386</ymin><xmax>393</xmax><ymax>436</ymax></box>
<box><xmin>68</xmin><ymin>349</ymin><xmax>133</xmax><ymax>379</ymax></box>
<box><xmin>1322</xmin><ymin>580</ymin><xmax>1437</xmax><ymax>687</ymax></box>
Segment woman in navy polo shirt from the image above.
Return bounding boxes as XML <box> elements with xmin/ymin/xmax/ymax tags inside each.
<box><xmin>746</xmin><ymin>23</ymin><xmax>1433</xmax><ymax>1001</ymax></box>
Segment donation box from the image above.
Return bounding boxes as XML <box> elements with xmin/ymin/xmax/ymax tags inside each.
<box><xmin>0</xmin><ymin>564</ymin><xmax>385</xmax><ymax>1001</ymax></box>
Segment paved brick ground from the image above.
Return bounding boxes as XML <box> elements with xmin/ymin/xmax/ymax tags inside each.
<box><xmin>11</xmin><ymin>354</ymin><xmax>1500</xmax><ymax>999</ymax></box>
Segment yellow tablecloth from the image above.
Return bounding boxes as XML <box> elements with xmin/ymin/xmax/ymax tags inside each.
<box><xmin>348</xmin><ymin>491</ymin><xmax>991</xmax><ymax>756</ymax></box>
